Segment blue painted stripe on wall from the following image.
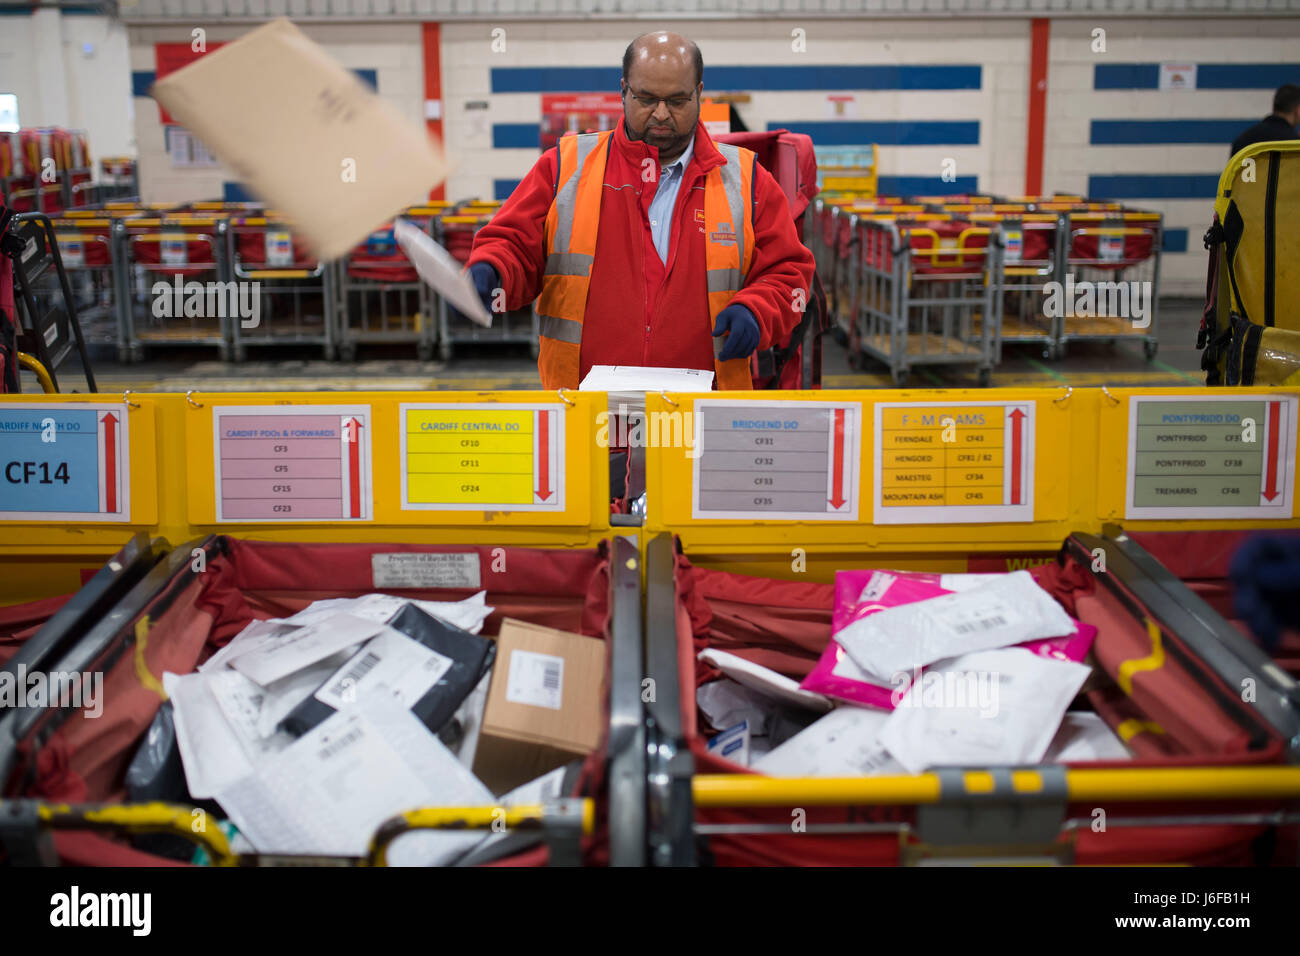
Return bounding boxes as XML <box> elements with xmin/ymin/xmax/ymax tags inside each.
<box><xmin>494</xmin><ymin>179</ymin><xmax>522</xmax><ymax>200</ymax></box>
<box><xmin>1162</xmin><ymin>229</ymin><xmax>1189</xmax><ymax>254</ymax></box>
<box><xmin>1198</xmin><ymin>64</ymin><xmax>1300</xmax><ymax>89</ymax></box>
<box><xmin>1090</xmin><ymin>119</ymin><xmax>1256</xmax><ymax>145</ymax></box>
<box><xmin>1096</xmin><ymin>62</ymin><xmax>1300</xmax><ymax>90</ymax></box>
<box><xmin>1094</xmin><ymin>64</ymin><xmax>1160</xmax><ymax>90</ymax></box>
<box><xmin>223</xmin><ymin>182</ymin><xmax>257</xmax><ymax>202</ymax></box>
<box><xmin>877</xmin><ymin>175</ymin><xmax>978</xmax><ymax>195</ymax></box>
<box><xmin>354</xmin><ymin>69</ymin><xmax>377</xmax><ymax>90</ymax></box>
<box><xmin>775</xmin><ymin>121</ymin><xmax>979</xmax><ymax>146</ymax></box>
<box><xmin>493</xmin><ymin>124</ymin><xmax>541</xmax><ymax>149</ymax></box>
<box><xmin>132</xmin><ymin>71</ymin><xmax>155</xmax><ymax>97</ymax></box>
<box><xmin>491</xmin><ymin>65</ymin><xmax>981</xmax><ymax>94</ymax></box>
<box><xmin>1087</xmin><ymin>174</ymin><xmax>1220</xmax><ymax>200</ymax></box>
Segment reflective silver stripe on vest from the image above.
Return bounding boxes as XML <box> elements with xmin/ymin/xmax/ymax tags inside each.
<box><xmin>538</xmin><ymin>312</ymin><xmax>583</xmax><ymax>344</ymax></box>
<box><xmin>545</xmin><ymin>252</ymin><xmax>595</xmax><ymax>276</ymax></box>
<box><xmin>712</xmin><ymin>332</ymin><xmax>726</xmax><ymax>359</ymax></box>
<box><xmin>549</xmin><ymin>132</ymin><xmax>604</xmax><ymax>263</ymax></box>
<box><xmin>714</xmin><ymin>142</ymin><xmax>747</xmax><ymax>279</ymax></box>
<box><xmin>707</xmin><ymin>267</ymin><xmax>742</xmax><ymax>293</ymax></box>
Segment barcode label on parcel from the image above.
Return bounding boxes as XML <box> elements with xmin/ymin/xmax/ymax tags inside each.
<box><xmin>505</xmin><ymin>650</ymin><xmax>565</xmax><ymax>710</ymax></box>
<box><xmin>371</xmin><ymin>552</ymin><xmax>481</xmax><ymax>589</ymax></box>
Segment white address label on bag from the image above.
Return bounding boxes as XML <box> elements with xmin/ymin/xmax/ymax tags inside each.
<box><xmin>505</xmin><ymin>649</ymin><xmax>564</xmax><ymax>710</ymax></box>
<box><xmin>315</xmin><ymin>628</ymin><xmax>454</xmax><ymax>711</ymax></box>
<box><xmin>371</xmin><ymin>552</ymin><xmax>482</xmax><ymax>589</ymax></box>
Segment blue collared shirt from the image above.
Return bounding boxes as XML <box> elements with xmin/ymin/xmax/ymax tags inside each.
<box><xmin>647</xmin><ymin>135</ymin><xmax>694</xmax><ymax>265</ymax></box>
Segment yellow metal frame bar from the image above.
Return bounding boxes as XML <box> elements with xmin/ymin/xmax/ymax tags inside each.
<box><xmin>693</xmin><ymin>766</ymin><xmax>1300</xmax><ymax>808</ymax></box>
<box><xmin>16</xmin><ymin>353</ymin><xmax>56</xmax><ymax>393</ymax></box>
<box><xmin>15</xmin><ymin>797</ymin><xmax>595</xmax><ymax>867</ymax></box>
<box><xmin>366</xmin><ymin>800</ymin><xmax>595</xmax><ymax>866</ymax></box>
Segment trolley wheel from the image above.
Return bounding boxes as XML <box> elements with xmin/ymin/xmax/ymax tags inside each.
<box><xmin>894</xmin><ymin>369</ymin><xmax>909</xmax><ymax>387</ymax></box>
<box><xmin>1043</xmin><ymin>342</ymin><xmax>1057</xmax><ymax>361</ymax></box>
<box><xmin>977</xmin><ymin>367</ymin><xmax>992</xmax><ymax>388</ymax></box>
<box><xmin>439</xmin><ymin>342</ymin><xmax>452</xmax><ymax>362</ymax></box>
<box><xmin>1056</xmin><ymin>340</ymin><xmax>1068</xmax><ymax>361</ymax></box>
<box><xmin>417</xmin><ymin>342</ymin><xmax>433</xmax><ymax>362</ymax></box>
<box><xmin>338</xmin><ymin>343</ymin><xmax>357</xmax><ymax>363</ymax></box>
<box><xmin>1143</xmin><ymin>339</ymin><xmax>1158</xmax><ymax>361</ymax></box>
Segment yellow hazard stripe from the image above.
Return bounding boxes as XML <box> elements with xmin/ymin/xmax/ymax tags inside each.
<box><xmin>133</xmin><ymin>615</ymin><xmax>167</xmax><ymax>700</ymax></box>
<box><xmin>1116</xmin><ymin>718</ymin><xmax>1166</xmax><ymax>742</ymax></box>
<box><xmin>1118</xmin><ymin>618</ymin><xmax>1165</xmax><ymax>695</ymax></box>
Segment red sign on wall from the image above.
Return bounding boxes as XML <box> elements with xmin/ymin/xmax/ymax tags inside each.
<box><xmin>153</xmin><ymin>43</ymin><xmax>226</xmax><ymax>125</ymax></box>
<box><xmin>540</xmin><ymin>93</ymin><xmax>624</xmax><ymax>152</ymax></box>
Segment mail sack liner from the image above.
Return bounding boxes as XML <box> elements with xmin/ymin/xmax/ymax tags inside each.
<box><xmin>5</xmin><ymin>536</ymin><xmax>615</xmax><ymax>867</ymax></box>
<box><xmin>668</xmin><ymin>542</ymin><xmax>1291</xmax><ymax>866</ymax></box>
<box><xmin>1127</xmin><ymin>529</ymin><xmax>1300</xmax><ymax>678</ymax></box>
<box><xmin>0</xmin><ymin>593</ymin><xmax>75</xmax><ymax>664</ymax></box>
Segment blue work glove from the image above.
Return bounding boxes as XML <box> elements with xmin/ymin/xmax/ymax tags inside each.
<box><xmin>468</xmin><ymin>261</ymin><xmax>501</xmax><ymax>315</ymax></box>
<box><xmin>712</xmin><ymin>304</ymin><xmax>760</xmax><ymax>362</ymax></box>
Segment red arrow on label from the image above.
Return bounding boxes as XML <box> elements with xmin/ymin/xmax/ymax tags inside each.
<box><xmin>101</xmin><ymin>412</ymin><xmax>118</xmax><ymax>513</ymax></box>
<box><xmin>344</xmin><ymin>417</ymin><xmax>362</xmax><ymax>518</ymax></box>
<box><xmin>829</xmin><ymin>407</ymin><xmax>847</xmax><ymax>509</ymax></box>
<box><xmin>536</xmin><ymin>410</ymin><xmax>552</xmax><ymax>502</ymax></box>
<box><xmin>1009</xmin><ymin>407</ymin><xmax>1026</xmax><ymax>505</ymax></box>
<box><xmin>1263</xmin><ymin>401</ymin><xmax>1281</xmax><ymax>502</ymax></box>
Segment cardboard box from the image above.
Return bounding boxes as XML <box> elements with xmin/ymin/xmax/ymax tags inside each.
<box><xmin>151</xmin><ymin>18</ymin><xmax>446</xmax><ymax>261</ymax></box>
<box><xmin>473</xmin><ymin>618</ymin><xmax>606</xmax><ymax>794</ymax></box>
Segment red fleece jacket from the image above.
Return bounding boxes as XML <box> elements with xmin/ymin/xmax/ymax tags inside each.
<box><xmin>468</xmin><ymin>120</ymin><xmax>815</xmax><ymax>382</ymax></box>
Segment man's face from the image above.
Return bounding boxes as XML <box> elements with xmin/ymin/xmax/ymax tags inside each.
<box><xmin>622</xmin><ymin>56</ymin><xmax>701</xmax><ymax>160</ymax></box>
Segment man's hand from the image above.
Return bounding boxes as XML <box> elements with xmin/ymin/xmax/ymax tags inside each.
<box><xmin>468</xmin><ymin>261</ymin><xmax>501</xmax><ymax>314</ymax></box>
<box><xmin>712</xmin><ymin>304</ymin><xmax>760</xmax><ymax>361</ymax></box>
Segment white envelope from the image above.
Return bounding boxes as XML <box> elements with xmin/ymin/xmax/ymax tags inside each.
<box><xmin>394</xmin><ymin>218</ymin><xmax>492</xmax><ymax>328</ymax></box>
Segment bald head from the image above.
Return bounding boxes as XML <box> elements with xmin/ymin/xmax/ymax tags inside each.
<box><xmin>623</xmin><ymin>32</ymin><xmax>702</xmax><ymax>89</ymax></box>
<box><xmin>620</xmin><ymin>32</ymin><xmax>704</xmax><ymax>163</ymax></box>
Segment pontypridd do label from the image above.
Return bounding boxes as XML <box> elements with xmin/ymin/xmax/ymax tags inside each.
<box><xmin>1125</xmin><ymin>396</ymin><xmax>1297</xmax><ymax>519</ymax></box>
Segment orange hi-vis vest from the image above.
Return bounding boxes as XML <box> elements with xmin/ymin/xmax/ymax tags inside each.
<box><xmin>536</xmin><ymin>130</ymin><xmax>757</xmax><ymax>390</ymax></box>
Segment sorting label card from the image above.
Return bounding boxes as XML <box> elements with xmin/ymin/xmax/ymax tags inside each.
<box><xmin>212</xmin><ymin>405</ymin><xmax>372</xmax><ymax>522</ymax></box>
<box><xmin>0</xmin><ymin>403</ymin><xmax>130</xmax><ymax>522</ymax></box>
<box><xmin>1125</xmin><ymin>395</ymin><xmax>1297</xmax><ymax>519</ymax></box>
<box><xmin>691</xmin><ymin>401</ymin><xmax>861</xmax><ymax>520</ymax></box>
<box><xmin>400</xmin><ymin>403</ymin><xmax>565</xmax><ymax>511</ymax></box>
<box><xmin>873</xmin><ymin>401</ymin><xmax>1035</xmax><ymax>524</ymax></box>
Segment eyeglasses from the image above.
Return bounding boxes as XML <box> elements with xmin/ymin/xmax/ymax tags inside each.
<box><xmin>623</xmin><ymin>86</ymin><xmax>696</xmax><ymax>111</ymax></box>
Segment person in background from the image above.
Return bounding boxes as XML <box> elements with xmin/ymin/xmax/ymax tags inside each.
<box><xmin>1230</xmin><ymin>84</ymin><xmax>1300</xmax><ymax>157</ymax></box>
<box><xmin>463</xmin><ymin>31</ymin><xmax>814</xmax><ymax>390</ymax></box>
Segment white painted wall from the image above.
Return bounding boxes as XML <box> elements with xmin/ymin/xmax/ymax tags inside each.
<box><xmin>0</xmin><ymin>12</ymin><xmax>133</xmax><ymax>168</ymax></box>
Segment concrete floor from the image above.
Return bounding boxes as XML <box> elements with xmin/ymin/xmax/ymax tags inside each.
<box><xmin>36</xmin><ymin>297</ymin><xmax>1207</xmax><ymax>394</ymax></box>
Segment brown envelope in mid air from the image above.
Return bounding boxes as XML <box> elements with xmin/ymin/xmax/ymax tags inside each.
<box><xmin>151</xmin><ymin>18</ymin><xmax>447</xmax><ymax>261</ymax></box>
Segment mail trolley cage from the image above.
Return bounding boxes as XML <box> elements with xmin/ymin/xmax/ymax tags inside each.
<box><xmin>332</xmin><ymin>204</ymin><xmax>450</xmax><ymax>362</ymax></box>
<box><xmin>435</xmin><ymin>213</ymin><xmax>540</xmax><ymax>363</ymax></box>
<box><xmin>0</xmin><ymin>534</ymin><xmax>646</xmax><ymax>868</ymax></box>
<box><xmin>1055</xmin><ymin>208</ymin><xmax>1162</xmax><ymax>361</ymax></box>
<box><xmin>969</xmin><ymin>211</ymin><xmax>1063</xmax><ymax>361</ymax></box>
<box><xmin>112</xmin><ymin>215</ymin><xmax>230</xmax><ymax>363</ymax></box>
<box><xmin>641</xmin><ymin>533</ymin><xmax>1300</xmax><ymax>867</ymax></box>
<box><xmin>848</xmin><ymin>213</ymin><xmax>999</xmax><ymax>387</ymax></box>
<box><xmin>227</xmin><ymin>215</ymin><xmax>334</xmax><ymax>361</ymax></box>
